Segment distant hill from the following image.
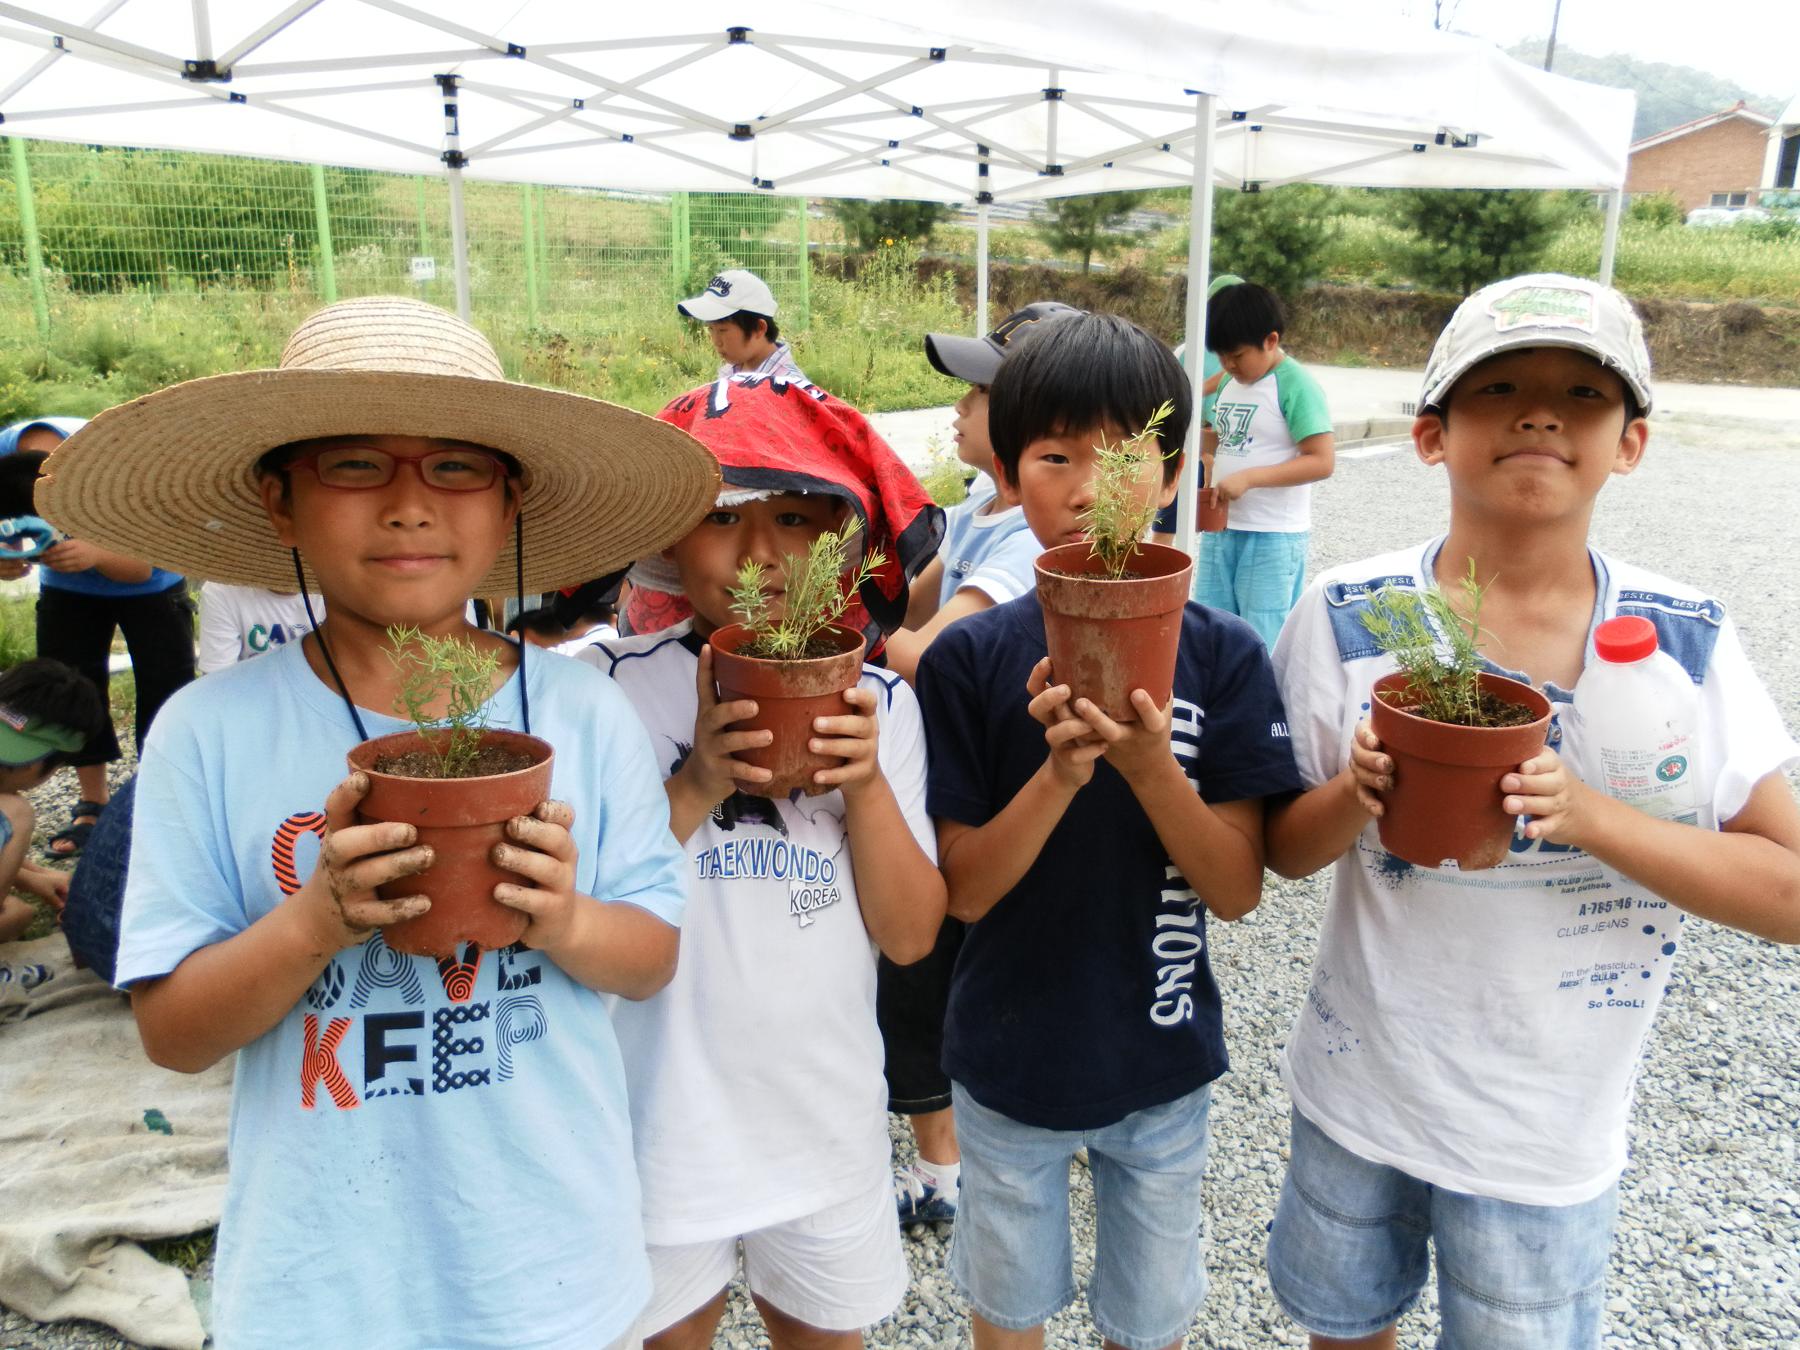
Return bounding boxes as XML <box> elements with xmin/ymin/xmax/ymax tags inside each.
<box><xmin>1503</xmin><ymin>42</ymin><xmax>1786</xmax><ymax>141</ymax></box>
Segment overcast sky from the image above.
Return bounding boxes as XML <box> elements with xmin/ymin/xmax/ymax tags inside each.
<box><xmin>1362</xmin><ymin>0</ymin><xmax>1799</xmax><ymax>100</ymax></box>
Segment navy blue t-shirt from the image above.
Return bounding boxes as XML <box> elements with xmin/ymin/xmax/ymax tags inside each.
<box><xmin>917</xmin><ymin>593</ymin><xmax>1301</xmax><ymax>1130</ymax></box>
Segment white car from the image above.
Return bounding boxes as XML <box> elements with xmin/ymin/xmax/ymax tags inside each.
<box><xmin>1685</xmin><ymin>206</ymin><xmax>1773</xmax><ymax>228</ymax></box>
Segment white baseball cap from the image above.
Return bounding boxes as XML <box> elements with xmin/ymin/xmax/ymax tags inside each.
<box><xmin>678</xmin><ymin>269</ymin><xmax>778</xmax><ymax>322</ymax></box>
<box><xmin>1421</xmin><ymin>273</ymin><xmax>1653</xmax><ymax>415</ymax></box>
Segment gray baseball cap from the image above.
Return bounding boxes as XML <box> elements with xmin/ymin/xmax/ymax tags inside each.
<box><xmin>678</xmin><ymin>269</ymin><xmax>777</xmax><ymax>322</ymax></box>
<box><xmin>924</xmin><ymin>301</ymin><xmax>1083</xmax><ymax>385</ymax></box>
<box><xmin>1421</xmin><ymin>273</ymin><xmax>1653</xmax><ymax>415</ymax></box>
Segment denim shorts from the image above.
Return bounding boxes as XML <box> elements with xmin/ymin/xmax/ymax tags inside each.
<box><xmin>1266</xmin><ymin>1109</ymin><xmax>1620</xmax><ymax>1349</ymax></box>
<box><xmin>948</xmin><ymin>1080</ymin><xmax>1214</xmax><ymax>1350</ymax></box>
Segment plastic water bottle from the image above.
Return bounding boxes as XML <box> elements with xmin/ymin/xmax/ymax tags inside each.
<box><xmin>1573</xmin><ymin>616</ymin><xmax>1700</xmax><ymax>824</ymax></box>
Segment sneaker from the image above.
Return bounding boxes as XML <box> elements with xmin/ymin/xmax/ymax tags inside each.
<box><xmin>895</xmin><ymin>1168</ymin><xmax>958</xmax><ymax>1226</ymax></box>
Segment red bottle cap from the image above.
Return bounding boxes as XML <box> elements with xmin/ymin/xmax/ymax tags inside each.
<box><xmin>1594</xmin><ymin>615</ymin><xmax>1658</xmax><ymax>663</ymax></box>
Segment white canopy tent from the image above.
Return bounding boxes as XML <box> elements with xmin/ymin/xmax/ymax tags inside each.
<box><xmin>0</xmin><ymin>0</ymin><xmax>1636</xmax><ymax>556</ymax></box>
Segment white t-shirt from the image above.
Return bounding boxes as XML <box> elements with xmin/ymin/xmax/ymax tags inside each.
<box><xmin>196</xmin><ymin>582</ymin><xmax>318</xmax><ymax>674</ymax></box>
<box><xmin>1272</xmin><ymin>539</ymin><xmax>1799</xmax><ymax>1205</ymax></box>
<box><xmin>583</xmin><ymin>622</ymin><xmax>936</xmax><ymax>1245</ymax></box>
<box><xmin>1209</xmin><ymin>356</ymin><xmax>1331</xmax><ymax>534</ymax></box>
<box><xmin>115</xmin><ymin>641</ymin><xmax>688</xmax><ymax>1349</ymax></box>
<box><xmin>936</xmin><ymin>476</ymin><xmax>1042</xmax><ymax>608</ymax></box>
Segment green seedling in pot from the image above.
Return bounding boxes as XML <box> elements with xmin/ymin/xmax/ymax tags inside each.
<box><xmin>1359</xmin><ymin>559</ymin><xmax>1530</xmax><ymax>728</ymax></box>
<box><xmin>1082</xmin><ymin>399</ymin><xmax>1175</xmax><ymax>580</ymax></box>
<box><xmin>385</xmin><ymin>624</ymin><xmax>501</xmax><ymax>776</ymax></box>
<box><xmin>727</xmin><ymin>523</ymin><xmax>885</xmax><ymax>660</ymax></box>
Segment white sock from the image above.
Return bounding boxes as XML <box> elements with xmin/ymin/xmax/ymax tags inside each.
<box><xmin>912</xmin><ymin>1158</ymin><xmax>961</xmax><ymax>1198</ymax></box>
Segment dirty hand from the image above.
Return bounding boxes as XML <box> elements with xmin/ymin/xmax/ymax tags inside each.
<box><xmin>492</xmin><ymin>800</ymin><xmax>584</xmax><ymax>952</ymax></box>
<box><xmin>680</xmin><ymin>643</ymin><xmax>773</xmax><ymax>806</ymax></box>
<box><xmin>810</xmin><ymin>685</ymin><xmax>882</xmax><ymax>796</ymax></box>
<box><xmin>1212</xmin><ymin>473</ymin><xmax>1251</xmax><ymax>504</ymax></box>
<box><xmin>40</xmin><ymin>539</ymin><xmax>104</xmax><ymax>574</ymax></box>
<box><xmin>297</xmin><ymin>772</ymin><xmax>434</xmax><ymax>949</ymax></box>
<box><xmin>1503</xmin><ymin>746</ymin><xmax>1594</xmax><ymax>847</ymax></box>
<box><xmin>0</xmin><ymin>546</ymin><xmax>31</xmax><ymax>581</ymax></box>
<box><xmin>1347</xmin><ymin>721</ymin><xmax>1390</xmax><ymax>817</ymax></box>
<box><xmin>1070</xmin><ymin>688</ymin><xmax>1175</xmax><ymax>784</ymax></box>
<box><xmin>1026</xmin><ymin>656</ymin><xmax>1106</xmax><ymax>789</ymax></box>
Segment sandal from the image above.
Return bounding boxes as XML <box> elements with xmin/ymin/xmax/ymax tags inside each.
<box><xmin>45</xmin><ymin>799</ymin><xmax>105</xmax><ymax>860</ymax></box>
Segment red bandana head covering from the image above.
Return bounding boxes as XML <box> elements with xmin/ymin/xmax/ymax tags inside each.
<box><xmin>624</xmin><ymin>375</ymin><xmax>943</xmax><ymax>648</ymax></box>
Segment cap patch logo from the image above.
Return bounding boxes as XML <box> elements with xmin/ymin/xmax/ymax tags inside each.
<box><xmin>0</xmin><ymin>704</ymin><xmax>27</xmax><ymax>732</ymax></box>
<box><xmin>1487</xmin><ymin>285</ymin><xmax>1598</xmax><ymax>334</ymax></box>
<box><xmin>706</xmin><ymin>274</ymin><xmax>733</xmax><ymax>298</ymax></box>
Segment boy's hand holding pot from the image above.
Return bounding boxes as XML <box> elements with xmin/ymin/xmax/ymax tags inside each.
<box><xmin>298</xmin><ymin>771</ymin><xmax>433</xmax><ymax>950</ymax></box>
<box><xmin>1026</xmin><ymin>656</ymin><xmax>1107</xmax><ymax>791</ymax></box>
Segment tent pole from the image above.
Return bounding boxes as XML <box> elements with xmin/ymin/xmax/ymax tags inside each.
<box><xmin>1598</xmin><ymin>187</ymin><xmax>1622</xmax><ymax>286</ymax></box>
<box><xmin>8</xmin><ymin>138</ymin><xmax>49</xmax><ymax>340</ymax></box>
<box><xmin>1175</xmin><ymin>91</ymin><xmax>1216</xmax><ymax>564</ymax></box>
<box><xmin>449</xmin><ymin>171</ymin><xmax>472</xmax><ymax>321</ymax></box>
<box><xmin>438</xmin><ymin>73</ymin><xmax>472</xmax><ymax>321</ymax></box>
<box><xmin>976</xmin><ymin>144</ymin><xmax>991</xmax><ymax>334</ymax></box>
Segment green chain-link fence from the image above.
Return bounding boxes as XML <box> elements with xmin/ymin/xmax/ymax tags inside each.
<box><xmin>0</xmin><ymin>140</ymin><xmax>810</xmax><ymax>413</ymax></box>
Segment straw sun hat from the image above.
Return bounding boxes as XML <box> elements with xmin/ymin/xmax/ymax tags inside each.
<box><xmin>37</xmin><ymin>296</ymin><xmax>721</xmax><ymax>595</ymax></box>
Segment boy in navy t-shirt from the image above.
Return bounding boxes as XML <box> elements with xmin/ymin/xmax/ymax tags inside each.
<box><xmin>916</xmin><ymin>313</ymin><xmax>1301</xmax><ymax>1350</ymax></box>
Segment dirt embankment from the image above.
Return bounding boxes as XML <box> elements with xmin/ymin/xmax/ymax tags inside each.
<box><xmin>857</xmin><ymin>255</ymin><xmax>1800</xmax><ymax>388</ymax></box>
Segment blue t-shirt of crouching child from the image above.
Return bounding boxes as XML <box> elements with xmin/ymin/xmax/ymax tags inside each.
<box><xmin>115</xmin><ymin>640</ymin><xmax>687</xmax><ymax>1350</ymax></box>
<box><xmin>916</xmin><ymin>594</ymin><xmax>1302</xmax><ymax>1131</ymax></box>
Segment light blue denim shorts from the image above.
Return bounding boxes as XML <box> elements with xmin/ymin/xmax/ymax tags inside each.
<box><xmin>1266</xmin><ymin>1109</ymin><xmax>1619</xmax><ymax>1349</ymax></box>
<box><xmin>947</xmin><ymin>1080</ymin><xmax>1214</xmax><ymax>1350</ymax></box>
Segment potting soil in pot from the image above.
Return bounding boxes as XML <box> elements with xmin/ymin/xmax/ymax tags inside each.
<box><xmin>374</xmin><ymin>744</ymin><xmax>538</xmax><ymax>778</ymax></box>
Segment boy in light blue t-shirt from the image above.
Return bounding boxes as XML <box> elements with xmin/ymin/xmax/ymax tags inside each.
<box><xmin>1196</xmin><ymin>282</ymin><xmax>1335</xmax><ymax>647</ymax></box>
<box><xmin>40</xmin><ymin>296</ymin><xmax>719</xmax><ymax>1350</ymax></box>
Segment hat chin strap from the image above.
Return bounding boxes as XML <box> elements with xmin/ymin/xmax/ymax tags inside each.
<box><xmin>291</xmin><ymin>513</ymin><xmax>532</xmax><ymax>748</ymax></box>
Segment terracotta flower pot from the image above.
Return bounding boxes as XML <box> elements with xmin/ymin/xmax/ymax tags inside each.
<box><xmin>1197</xmin><ymin>494</ymin><xmax>1229</xmax><ymax>533</ymax></box>
<box><xmin>346</xmin><ymin>728</ymin><xmax>554</xmax><ymax>958</ymax></box>
<box><xmin>1034</xmin><ymin>541</ymin><xmax>1194</xmax><ymax>721</ymax></box>
<box><xmin>1369</xmin><ymin>671</ymin><xmax>1552</xmax><ymax>871</ymax></box>
<box><xmin>708</xmin><ymin>623</ymin><xmax>867</xmax><ymax>798</ymax></box>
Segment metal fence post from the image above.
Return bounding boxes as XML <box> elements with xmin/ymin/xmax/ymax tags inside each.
<box><xmin>522</xmin><ymin>184</ymin><xmax>539</xmax><ymax>327</ymax></box>
<box><xmin>670</xmin><ymin>191</ymin><xmax>690</xmax><ymax>300</ymax></box>
<box><xmin>310</xmin><ymin>161</ymin><xmax>337</xmax><ymax>303</ymax></box>
<box><xmin>9</xmin><ymin>138</ymin><xmax>51</xmax><ymax>340</ymax></box>
<box><xmin>793</xmin><ymin>196</ymin><xmax>810</xmax><ymax>329</ymax></box>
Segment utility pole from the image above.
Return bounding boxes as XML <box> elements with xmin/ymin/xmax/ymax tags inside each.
<box><xmin>1544</xmin><ymin>0</ymin><xmax>1564</xmax><ymax>71</ymax></box>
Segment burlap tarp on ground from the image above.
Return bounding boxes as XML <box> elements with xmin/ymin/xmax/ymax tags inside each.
<box><xmin>0</xmin><ymin>935</ymin><xmax>230</xmax><ymax>1350</ymax></box>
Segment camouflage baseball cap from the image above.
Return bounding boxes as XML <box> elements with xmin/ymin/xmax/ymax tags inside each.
<box><xmin>1421</xmin><ymin>273</ymin><xmax>1653</xmax><ymax>415</ymax></box>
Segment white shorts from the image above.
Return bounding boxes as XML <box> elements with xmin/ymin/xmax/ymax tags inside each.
<box><xmin>641</xmin><ymin>1180</ymin><xmax>908</xmax><ymax>1334</ymax></box>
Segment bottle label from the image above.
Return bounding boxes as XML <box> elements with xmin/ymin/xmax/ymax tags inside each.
<box><xmin>1595</xmin><ymin>734</ymin><xmax>1699</xmax><ymax>822</ymax></box>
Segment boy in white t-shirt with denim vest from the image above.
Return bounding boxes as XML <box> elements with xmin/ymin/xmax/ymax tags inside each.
<box><xmin>1261</xmin><ymin>274</ymin><xmax>1800</xmax><ymax>1350</ymax></box>
<box><xmin>1196</xmin><ymin>282</ymin><xmax>1335</xmax><ymax>647</ymax></box>
<box><xmin>587</xmin><ymin>376</ymin><xmax>946</xmax><ymax>1350</ymax></box>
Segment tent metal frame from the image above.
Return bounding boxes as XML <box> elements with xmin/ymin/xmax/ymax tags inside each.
<box><xmin>0</xmin><ymin>0</ymin><xmax>1632</xmax><ymax>563</ymax></box>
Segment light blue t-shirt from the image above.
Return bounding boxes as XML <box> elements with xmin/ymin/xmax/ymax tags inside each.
<box><xmin>116</xmin><ymin>640</ymin><xmax>686</xmax><ymax>1350</ymax></box>
<box><xmin>936</xmin><ymin>476</ymin><xmax>1042</xmax><ymax>609</ymax></box>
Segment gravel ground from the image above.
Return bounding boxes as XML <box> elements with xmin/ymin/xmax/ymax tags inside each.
<box><xmin>4</xmin><ymin>411</ymin><xmax>1798</xmax><ymax>1349</ymax></box>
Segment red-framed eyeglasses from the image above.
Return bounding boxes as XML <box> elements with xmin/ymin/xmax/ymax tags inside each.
<box><xmin>290</xmin><ymin>444</ymin><xmax>513</xmax><ymax>492</ymax></box>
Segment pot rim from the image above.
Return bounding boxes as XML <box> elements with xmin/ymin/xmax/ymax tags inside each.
<box><xmin>350</xmin><ymin>727</ymin><xmax>554</xmax><ymax>785</ymax></box>
<box><xmin>709</xmin><ymin>621</ymin><xmax>868</xmax><ymax>669</ymax></box>
<box><xmin>1034</xmin><ymin>539</ymin><xmax>1192</xmax><ymax>586</ymax></box>
<box><xmin>1371</xmin><ymin>670</ymin><xmax>1551</xmax><ymax>732</ymax></box>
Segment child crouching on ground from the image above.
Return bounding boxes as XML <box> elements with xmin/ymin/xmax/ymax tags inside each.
<box><xmin>1262</xmin><ymin>274</ymin><xmax>1800</xmax><ymax>1350</ymax></box>
<box><xmin>585</xmin><ymin>375</ymin><xmax>946</xmax><ymax>1350</ymax></box>
<box><xmin>39</xmin><ymin>296</ymin><xmax>721</xmax><ymax>1350</ymax></box>
<box><xmin>916</xmin><ymin>313</ymin><xmax>1302</xmax><ymax>1350</ymax></box>
<box><xmin>0</xmin><ymin>659</ymin><xmax>108</xmax><ymax>942</ymax></box>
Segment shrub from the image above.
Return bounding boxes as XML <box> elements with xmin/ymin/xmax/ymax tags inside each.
<box><xmin>1629</xmin><ymin>193</ymin><xmax>1683</xmax><ymax>230</ymax></box>
<box><xmin>1034</xmin><ymin>192</ymin><xmax>1150</xmax><ymax>272</ymax></box>
<box><xmin>1210</xmin><ymin>184</ymin><xmax>1336</xmax><ymax>301</ymax></box>
<box><xmin>827</xmin><ymin>200</ymin><xmax>949</xmax><ymax>252</ymax></box>
<box><xmin>1390</xmin><ymin>189</ymin><xmax>1564</xmax><ymax>295</ymax></box>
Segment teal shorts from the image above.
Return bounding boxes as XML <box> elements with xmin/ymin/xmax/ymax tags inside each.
<box><xmin>1191</xmin><ymin>527</ymin><xmax>1308</xmax><ymax>647</ymax></box>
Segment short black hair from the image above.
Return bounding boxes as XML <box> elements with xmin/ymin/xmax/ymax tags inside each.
<box><xmin>723</xmin><ymin>310</ymin><xmax>778</xmax><ymax>344</ymax></box>
<box><xmin>0</xmin><ymin>658</ymin><xmax>107</xmax><ymax>766</ymax></box>
<box><xmin>989</xmin><ymin>312</ymin><xmax>1191</xmax><ymax>487</ymax></box>
<box><xmin>0</xmin><ymin>450</ymin><xmax>47</xmax><ymax>519</ymax></box>
<box><xmin>1206</xmin><ymin>282</ymin><xmax>1286</xmax><ymax>354</ymax></box>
